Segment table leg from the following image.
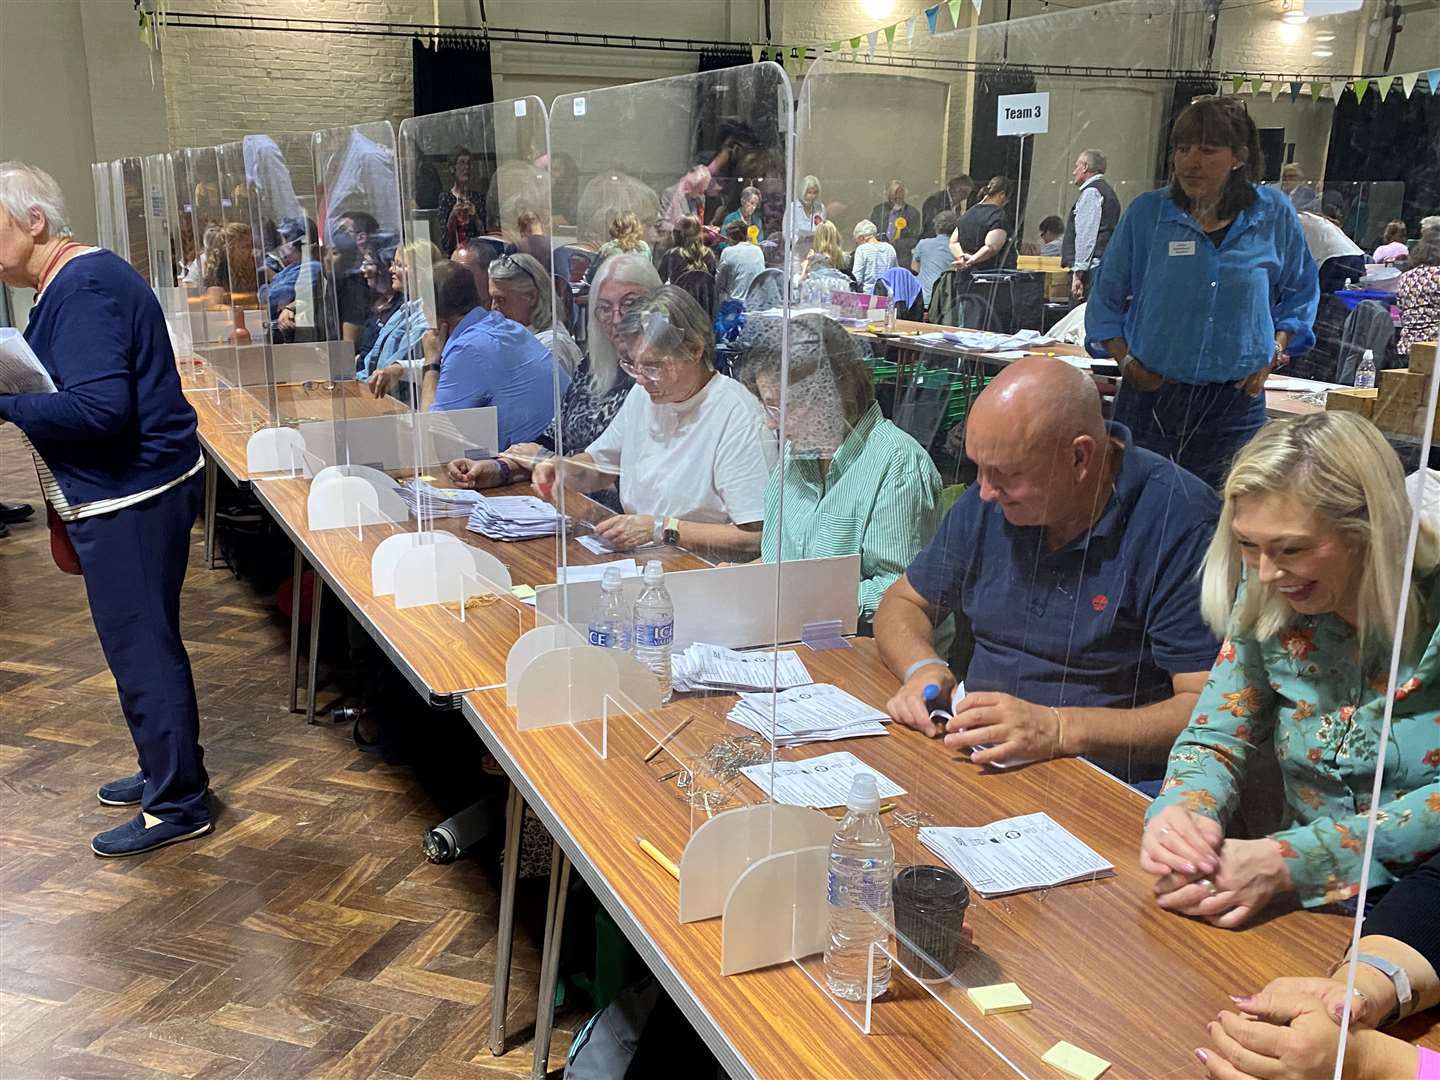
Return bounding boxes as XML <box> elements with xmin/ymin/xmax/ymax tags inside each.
<box><xmin>305</xmin><ymin>574</ymin><xmax>324</xmax><ymax>724</ymax></box>
<box><xmin>531</xmin><ymin>845</ymin><xmax>571</xmax><ymax>1080</ymax></box>
<box><xmin>202</xmin><ymin>455</ymin><xmax>218</xmax><ymax>568</ymax></box>
<box><xmin>489</xmin><ymin>783</ymin><xmax>525</xmax><ymax>1056</ymax></box>
<box><xmin>288</xmin><ymin>545</ymin><xmax>303</xmax><ymax>714</ymax></box>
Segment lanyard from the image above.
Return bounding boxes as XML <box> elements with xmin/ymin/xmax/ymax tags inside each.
<box><xmin>36</xmin><ymin>241</ymin><xmax>82</xmax><ymax>295</ymax></box>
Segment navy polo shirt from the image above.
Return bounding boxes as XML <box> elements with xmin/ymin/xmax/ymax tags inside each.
<box><xmin>907</xmin><ymin>423</ymin><xmax>1220</xmax><ymax>766</ymax></box>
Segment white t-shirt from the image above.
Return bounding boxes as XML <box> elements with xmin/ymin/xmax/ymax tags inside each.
<box><xmin>1298</xmin><ymin>212</ymin><xmax>1363</xmax><ymax>264</ymax></box>
<box><xmin>586</xmin><ymin>374</ymin><xmax>777</xmax><ymax>524</ymax></box>
<box><xmin>536</xmin><ymin>323</ymin><xmax>583</xmax><ymax>379</ymax></box>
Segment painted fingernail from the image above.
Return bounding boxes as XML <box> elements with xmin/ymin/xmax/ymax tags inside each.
<box><xmin>1194</xmin><ymin>1049</ymin><xmax>1209</xmax><ymax>1064</ymax></box>
<box><xmin>1185</xmin><ymin>863</ymin><xmax>1197</xmax><ymax>874</ymax></box>
<box><xmin>1230</xmin><ymin>995</ymin><xmax>1253</xmax><ymax>1005</ymax></box>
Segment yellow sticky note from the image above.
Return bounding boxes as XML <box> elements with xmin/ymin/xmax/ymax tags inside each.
<box><xmin>1041</xmin><ymin>1041</ymin><xmax>1111</xmax><ymax>1080</ymax></box>
<box><xmin>966</xmin><ymin>983</ymin><xmax>1031</xmax><ymax>1015</ymax></box>
<box><xmin>510</xmin><ymin>584</ymin><xmax>536</xmax><ymax>600</ymax></box>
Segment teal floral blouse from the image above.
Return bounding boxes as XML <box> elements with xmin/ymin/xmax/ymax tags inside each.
<box><xmin>1147</xmin><ymin>574</ymin><xmax>1440</xmax><ymax>907</ymax></box>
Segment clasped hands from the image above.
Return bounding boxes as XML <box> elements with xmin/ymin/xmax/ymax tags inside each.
<box><xmin>885</xmin><ymin>665</ymin><xmax>1060</xmax><ymax>768</ymax></box>
<box><xmin>1197</xmin><ymin>979</ymin><xmax>1377</xmax><ymax>1080</ymax></box>
<box><xmin>1139</xmin><ymin>806</ymin><xmax>1293</xmax><ymax>930</ymax></box>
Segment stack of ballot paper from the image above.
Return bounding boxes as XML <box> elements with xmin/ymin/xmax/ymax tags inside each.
<box><xmin>671</xmin><ymin>643</ymin><xmax>812</xmax><ymax>693</ymax></box>
<box><xmin>919</xmin><ymin>812</ymin><xmax>1115</xmax><ymax>897</ymax></box>
<box><xmin>466</xmin><ymin>495</ymin><xmax>560</xmax><ymax>540</ymax></box>
<box><xmin>396</xmin><ymin>479</ymin><xmax>485</xmax><ymax>519</ymax></box>
<box><xmin>728</xmin><ymin>684</ymin><xmax>890</xmax><ymax>746</ymax></box>
<box><xmin>740</xmin><ymin>750</ymin><xmax>904</xmax><ymax>807</ymax></box>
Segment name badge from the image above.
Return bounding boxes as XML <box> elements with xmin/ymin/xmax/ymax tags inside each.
<box><xmin>1168</xmin><ymin>240</ymin><xmax>1196</xmax><ymax>256</ymax></box>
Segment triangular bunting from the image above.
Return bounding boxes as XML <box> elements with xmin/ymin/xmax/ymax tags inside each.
<box><xmin>829</xmin><ymin>40</ymin><xmax>841</xmax><ymax>56</ymax></box>
<box><xmin>1375</xmin><ymin>75</ymin><xmax>1394</xmax><ymax>99</ymax></box>
<box><xmin>906</xmin><ymin>15</ymin><xmax>917</xmax><ymax>46</ymax></box>
<box><xmin>1402</xmin><ymin>71</ymin><xmax>1421</xmax><ymax>97</ymax></box>
<box><xmin>1270</xmin><ymin>81</ymin><xmax>1285</xmax><ymax>101</ymax></box>
<box><xmin>884</xmin><ymin>23</ymin><xmax>896</xmax><ymax>48</ymax></box>
<box><xmin>866</xmin><ymin>30</ymin><xmax>877</xmax><ymax>56</ymax></box>
<box><xmin>751</xmin><ymin>44</ymin><xmax>762</xmax><ymax>64</ymax></box>
<box><xmin>1231</xmin><ymin>74</ymin><xmax>1246</xmax><ymax>95</ymax></box>
<box><xmin>850</xmin><ymin>35</ymin><xmax>862</xmax><ymax>50</ymax></box>
<box><xmin>1310</xmin><ymin>80</ymin><xmax>1324</xmax><ymax>101</ymax></box>
<box><xmin>925</xmin><ymin>5</ymin><xmax>940</xmax><ymax>33</ymax></box>
<box><xmin>1353</xmin><ymin>78</ymin><xmax>1369</xmax><ymax>100</ymax></box>
<box><xmin>1330</xmin><ymin>79</ymin><xmax>1348</xmax><ymax>100</ymax></box>
<box><xmin>948</xmin><ymin>0</ymin><xmax>964</xmax><ymax>28</ymax></box>
<box><xmin>1250</xmin><ymin>78</ymin><xmax>1263</xmax><ymax>95</ymax></box>
<box><xmin>1288</xmin><ymin>81</ymin><xmax>1302</xmax><ymax>101</ymax></box>
<box><xmin>1428</xmin><ymin>70</ymin><xmax>1440</xmax><ymax>94</ymax></box>
<box><xmin>972</xmin><ymin>0</ymin><xmax>983</xmax><ymax>13</ymax></box>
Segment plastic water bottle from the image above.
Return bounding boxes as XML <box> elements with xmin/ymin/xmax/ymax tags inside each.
<box><xmin>1355</xmin><ymin>349</ymin><xmax>1376</xmax><ymax>390</ymax></box>
<box><xmin>586</xmin><ymin>566</ymin><xmax>631</xmax><ymax>651</ymax></box>
<box><xmin>631</xmin><ymin>560</ymin><xmax>674</xmax><ymax>702</ymax></box>
<box><xmin>823</xmin><ymin>773</ymin><xmax>895</xmax><ymax>1002</ymax></box>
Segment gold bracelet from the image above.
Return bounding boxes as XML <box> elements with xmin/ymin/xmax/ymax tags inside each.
<box><xmin>1052</xmin><ymin>706</ymin><xmax>1066</xmax><ymax>757</ymax></box>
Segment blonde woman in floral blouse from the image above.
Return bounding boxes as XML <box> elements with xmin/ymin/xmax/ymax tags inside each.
<box><xmin>1141</xmin><ymin>412</ymin><xmax>1440</xmax><ymax>928</ymax></box>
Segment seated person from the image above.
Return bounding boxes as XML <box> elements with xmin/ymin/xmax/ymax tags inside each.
<box><xmin>1142</xmin><ymin>412</ymin><xmax>1440</xmax><ymax>928</ymax></box>
<box><xmin>355</xmin><ymin>241</ymin><xmax>401</xmax><ymax>363</ymax></box>
<box><xmin>875</xmin><ymin>357</ymin><xmax>1220</xmax><ymax>780</ymax></box>
<box><xmin>531</xmin><ymin>286</ymin><xmax>775</xmax><ymax>559</ymax></box>
<box><xmin>1037</xmin><ymin>214</ymin><xmax>1065</xmax><ymax>257</ymax></box>
<box><xmin>716</xmin><ymin>219</ymin><xmax>766</xmax><ymax>302</ymax></box>
<box><xmin>657</xmin><ymin>215</ymin><xmax>717</xmax><ymax>284</ymax></box>
<box><xmin>358</xmin><ymin>239</ymin><xmax>441</xmax><ymax>396</ymax></box>
<box><xmin>265</xmin><ymin>216</ymin><xmax>321</xmax><ymax>341</ymax></box>
<box><xmin>743</xmin><ymin>313</ymin><xmax>942</xmax><ymax>630</ymax></box>
<box><xmin>423</xmin><ymin>261</ymin><xmax>567</xmax><ymax>448</ymax></box>
<box><xmin>912</xmin><ymin>211</ymin><xmax>957</xmax><ymax>307</ymax></box>
<box><xmin>488</xmin><ymin>251</ymin><xmax>583</xmax><ymax>378</ymax></box>
<box><xmin>1299</xmin><ymin>208</ymin><xmax>1366</xmax><ymax>293</ymax></box>
<box><xmin>850</xmin><ymin>219</ymin><xmax>897</xmax><ymax>292</ymax></box>
<box><xmin>1373</xmin><ymin>219</ymin><xmax>1410</xmax><ymax>265</ymax></box>
<box><xmin>1199</xmin><ymin>852</ymin><xmax>1440</xmax><ymax>1079</ymax></box>
<box><xmin>1397</xmin><ymin>239</ymin><xmax>1440</xmax><ymax>358</ymax></box>
<box><xmin>720</xmin><ymin>186</ymin><xmax>765</xmax><ymax>246</ymax></box>
<box><xmin>445</xmin><ymin>253</ymin><xmax>654</xmax><ymax>493</ymax></box>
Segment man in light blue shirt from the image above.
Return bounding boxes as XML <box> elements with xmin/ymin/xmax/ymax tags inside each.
<box><xmin>427</xmin><ymin>261</ymin><xmax>567</xmax><ymax>448</ymax></box>
<box><xmin>911</xmin><ymin>210</ymin><xmax>957</xmax><ymax>306</ymax></box>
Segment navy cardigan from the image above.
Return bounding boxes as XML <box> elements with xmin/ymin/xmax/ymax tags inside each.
<box><xmin>0</xmin><ymin>251</ymin><xmax>199</xmax><ymax>505</ymax></box>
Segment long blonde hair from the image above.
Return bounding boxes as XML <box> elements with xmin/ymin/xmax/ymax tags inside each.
<box><xmin>607</xmin><ymin>210</ymin><xmax>645</xmax><ymax>252</ymax></box>
<box><xmin>1201</xmin><ymin>412</ymin><xmax>1440</xmax><ymax>656</ymax></box>
<box><xmin>811</xmin><ymin>220</ymin><xmax>845</xmax><ymax>267</ymax></box>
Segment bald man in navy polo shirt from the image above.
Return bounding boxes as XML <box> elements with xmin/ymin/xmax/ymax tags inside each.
<box><xmin>875</xmin><ymin>358</ymin><xmax>1221</xmax><ymax>785</ymax></box>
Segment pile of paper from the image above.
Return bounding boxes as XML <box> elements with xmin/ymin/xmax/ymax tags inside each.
<box><xmin>739</xmin><ymin>750</ymin><xmax>904</xmax><ymax>807</ymax></box>
<box><xmin>396</xmin><ymin>479</ymin><xmax>485</xmax><ymax>519</ymax></box>
<box><xmin>465</xmin><ymin>495</ymin><xmax>560</xmax><ymax>540</ymax></box>
<box><xmin>728</xmin><ymin>683</ymin><xmax>889</xmax><ymax>746</ymax></box>
<box><xmin>919</xmin><ymin>812</ymin><xmax>1115</xmax><ymax>897</ymax></box>
<box><xmin>671</xmin><ymin>643</ymin><xmax>812</xmax><ymax>693</ymax></box>
<box><xmin>916</xmin><ymin>328</ymin><xmax>1061</xmax><ymax>354</ymax></box>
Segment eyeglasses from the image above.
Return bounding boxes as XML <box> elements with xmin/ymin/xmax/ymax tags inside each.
<box><xmin>594</xmin><ymin>292</ymin><xmax>644</xmax><ymax>322</ymax></box>
<box><xmin>761</xmin><ymin>402</ymin><xmax>782</xmax><ymax>420</ymax></box>
<box><xmin>620</xmin><ymin>355</ymin><xmax>672</xmax><ymax>381</ymax></box>
<box><xmin>496</xmin><ymin>253</ymin><xmax>541</xmax><ymax>292</ymax></box>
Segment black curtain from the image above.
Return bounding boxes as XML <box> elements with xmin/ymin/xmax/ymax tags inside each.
<box><xmin>1324</xmin><ymin>88</ymin><xmax>1440</xmax><ymax>244</ymax></box>
<box><xmin>412</xmin><ymin>35</ymin><xmax>494</xmax><ymax>118</ymax></box>
<box><xmin>968</xmin><ymin>70</ymin><xmax>1037</xmax><ymax>238</ymax></box>
<box><xmin>1155</xmin><ymin>78</ymin><xmax>1218</xmax><ymax>186</ymax></box>
<box><xmin>698</xmin><ymin>46</ymin><xmax>751</xmax><ymax>73</ymax></box>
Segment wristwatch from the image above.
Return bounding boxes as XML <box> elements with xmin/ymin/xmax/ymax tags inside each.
<box><xmin>1343</xmin><ymin>952</ymin><xmax>1414</xmax><ymax>1025</ymax></box>
<box><xmin>662</xmin><ymin>516</ymin><xmax>680</xmax><ymax>546</ymax></box>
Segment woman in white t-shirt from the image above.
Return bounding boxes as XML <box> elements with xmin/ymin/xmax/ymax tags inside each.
<box><xmin>531</xmin><ymin>286</ymin><xmax>776</xmax><ymax>558</ymax></box>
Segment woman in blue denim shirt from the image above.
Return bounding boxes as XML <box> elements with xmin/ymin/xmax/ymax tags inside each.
<box><xmin>1087</xmin><ymin>97</ymin><xmax>1319</xmax><ymax>490</ymax></box>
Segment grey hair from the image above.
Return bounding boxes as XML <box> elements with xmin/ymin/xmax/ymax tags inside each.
<box><xmin>852</xmin><ymin>219</ymin><xmax>878</xmax><ymax>241</ymax></box>
<box><xmin>621</xmin><ymin>284</ymin><xmax>714</xmax><ymax>372</ymax></box>
<box><xmin>801</xmin><ymin>175</ymin><xmax>821</xmax><ymax>199</ymax></box>
<box><xmin>740</xmin><ymin>185</ymin><xmax>761</xmax><ymax>204</ymax></box>
<box><xmin>1078</xmin><ymin>149</ymin><xmax>1107</xmax><ymax>175</ymax></box>
<box><xmin>1421</xmin><ymin>215</ymin><xmax>1440</xmax><ymax>241</ymax></box>
<box><xmin>0</xmin><ymin>160</ymin><xmax>72</xmax><ymax>238</ymax></box>
<box><xmin>587</xmin><ymin>252</ymin><xmax>660</xmax><ymax>395</ymax></box>
<box><xmin>488</xmin><ymin>252</ymin><xmax>554</xmax><ymax>331</ymax></box>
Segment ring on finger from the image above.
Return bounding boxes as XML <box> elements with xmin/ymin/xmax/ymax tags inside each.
<box><xmin>1200</xmin><ymin>877</ymin><xmax>1217</xmax><ymax>896</ymax></box>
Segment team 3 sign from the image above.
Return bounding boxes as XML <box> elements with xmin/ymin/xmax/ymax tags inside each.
<box><xmin>997</xmin><ymin>92</ymin><xmax>1050</xmax><ymax>136</ymax></box>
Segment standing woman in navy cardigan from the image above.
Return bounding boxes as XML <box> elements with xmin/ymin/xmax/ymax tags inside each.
<box><xmin>0</xmin><ymin>162</ymin><xmax>212</xmax><ymax>857</ymax></box>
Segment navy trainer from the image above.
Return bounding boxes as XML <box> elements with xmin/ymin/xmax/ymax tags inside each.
<box><xmin>97</xmin><ymin>771</ymin><xmax>145</xmax><ymax>806</ymax></box>
<box><xmin>91</xmin><ymin>813</ymin><xmax>213</xmax><ymax>858</ymax></box>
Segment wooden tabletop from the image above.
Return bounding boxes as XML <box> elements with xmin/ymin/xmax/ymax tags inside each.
<box><xmin>251</xmin><ymin>475</ymin><xmax>707</xmax><ymax>705</ymax></box>
<box><xmin>461</xmin><ymin>639</ymin><xmax>1428</xmax><ymax>1079</ymax></box>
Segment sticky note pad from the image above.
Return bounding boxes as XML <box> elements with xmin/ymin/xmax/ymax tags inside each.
<box><xmin>1041</xmin><ymin>1041</ymin><xmax>1111</xmax><ymax>1080</ymax></box>
<box><xmin>510</xmin><ymin>584</ymin><xmax>536</xmax><ymax>600</ymax></box>
<box><xmin>966</xmin><ymin>983</ymin><xmax>1032</xmax><ymax>1015</ymax></box>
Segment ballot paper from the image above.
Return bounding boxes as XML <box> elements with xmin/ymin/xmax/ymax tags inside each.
<box><xmin>0</xmin><ymin>328</ymin><xmax>56</xmax><ymax>395</ymax></box>
<box><xmin>919</xmin><ymin>812</ymin><xmax>1115</xmax><ymax>897</ymax></box>
<box><xmin>939</xmin><ymin>328</ymin><xmax>1061</xmax><ymax>353</ymax></box>
<box><xmin>466</xmin><ymin>494</ymin><xmax>560</xmax><ymax>540</ymax></box>
<box><xmin>729</xmin><ymin>683</ymin><xmax>889</xmax><ymax>746</ymax></box>
<box><xmin>671</xmin><ymin>642</ymin><xmax>813</xmax><ymax>693</ymax></box>
<box><xmin>927</xmin><ymin>681</ymin><xmax>1011</xmax><ymax>768</ymax></box>
<box><xmin>741</xmin><ymin>750</ymin><xmax>904</xmax><ymax>807</ymax></box>
<box><xmin>576</xmin><ymin>532</ymin><xmax>620</xmax><ymax>555</ymax></box>
<box><xmin>396</xmin><ymin>478</ymin><xmax>485</xmax><ymax>519</ymax></box>
<box><xmin>555</xmin><ymin>558</ymin><xmax>639</xmax><ymax>585</ymax></box>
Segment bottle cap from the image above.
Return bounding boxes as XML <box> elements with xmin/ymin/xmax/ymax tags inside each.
<box><xmin>601</xmin><ymin>566</ymin><xmax>623</xmax><ymax>589</ymax></box>
<box><xmin>846</xmin><ymin>772</ymin><xmax>880</xmax><ymax>813</ymax></box>
<box><xmin>643</xmin><ymin>559</ymin><xmax>664</xmax><ymax>584</ymax></box>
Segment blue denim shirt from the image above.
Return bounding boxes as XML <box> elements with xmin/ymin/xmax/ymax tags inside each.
<box><xmin>356</xmin><ymin>299</ymin><xmax>428</xmax><ymax>377</ymax></box>
<box><xmin>1086</xmin><ymin>184</ymin><xmax>1319</xmax><ymax>383</ymax></box>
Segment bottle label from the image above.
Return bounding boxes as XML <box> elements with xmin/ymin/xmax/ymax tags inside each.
<box><xmin>588</xmin><ymin>627</ymin><xmax>616</xmax><ymax>648</ymax></box>
<box><xmin>635</xmin><ymin>619</ymin><xmax>674</xmax><ymax>648</ymax></box>
<box><xmin>827</xmin><ymin>863</ymin><xmax>892</xmax><ymax>912</ymax></box>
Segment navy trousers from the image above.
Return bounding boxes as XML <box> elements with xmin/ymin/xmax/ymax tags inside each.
<box><xmin>65</xmin><ymin>473</ymin><xmax>210</xmax><ymax>825</ymax></box>
<box><xmin>1112</xmin><ymin>378</ymin><xmax>1267</xmax><ymax>492</ymax></box>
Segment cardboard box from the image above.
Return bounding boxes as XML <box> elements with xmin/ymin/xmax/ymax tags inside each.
<box><xmin>1410</xmin><ymin>341</ymin><xmax>1436</xmax><ymax>377</ymax></box>
<box><xmin>1373</xmin><ymin>368</ymin><xmax>1440</xmax><ymax>438</ymax></box>
<box><xmin>1325</xmin><ymin>387</ymin><xmax>1377</xmax><ymax>418</ymax></box>
<box><xmin>1016</xmin><ymin>255</ymin><xmax>1064</xmax><ymax>272</ymax></box>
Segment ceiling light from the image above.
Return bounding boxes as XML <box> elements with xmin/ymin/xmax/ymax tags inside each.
<box><xmin>1312</xmin><ymin>46</ymin><xmax>1334</xmax><ymax>57</ymax></box>
<box><xmin>1314</xmin><ymin>30</ymin><xmax>1336</xmax><ymax>40</ymax></box>
<box><xmin>1283</xmin><ymin>9</ymin><xmax>1310</xmax><ymax>24</ymax></box>
<box><xmin>861</xmin><ymin>0</ymin><xmax>895</xmax><ymax>18</ymax></box>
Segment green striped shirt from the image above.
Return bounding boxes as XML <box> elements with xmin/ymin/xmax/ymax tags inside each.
<box><xmin>761</xmin><ymin>402</ymin><xmax>942</xmax><ymax>625</ymax></box>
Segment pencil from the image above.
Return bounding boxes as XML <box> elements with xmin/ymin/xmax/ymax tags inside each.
<box><xmin>635</xmin><ymin>836</ymin><xmax>680</xmax><ymax>880</ymax></box>
<box><xmin>643</xmin><ymin>715</ymin><xmax>695</xmax><ymax>763</ymax></box>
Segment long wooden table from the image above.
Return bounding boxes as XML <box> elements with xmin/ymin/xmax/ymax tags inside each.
<box><xmin>462</xmin><ymin>639</ymin><xmax>1423</xmax><ymax>1079</ymax></box>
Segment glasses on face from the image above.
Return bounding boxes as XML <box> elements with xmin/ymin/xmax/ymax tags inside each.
<box><xmin>594</xmin><ymin>292</ymin><xmax>643</xmax><ymax>323</ymax></box>
<box><xmin>761</xmin><ymin>402</ymin><xmax>782</xmax><ymax>420</ymax></box>
<box><xmin>620</xmin><ymin>355</ymin><xmax>672</xmax><ymax>382</ymax></box>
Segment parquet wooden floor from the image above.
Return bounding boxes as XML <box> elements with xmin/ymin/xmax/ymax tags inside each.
<box><xmin>0</xmin><ymin>429</ymin><xmax>577</xmax><ymax>1079</ymax></box>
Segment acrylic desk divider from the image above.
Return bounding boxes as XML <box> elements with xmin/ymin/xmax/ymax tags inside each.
<box><xmin>444</xmin><ymin>570</ymin><xmax>527</xmax><ymax>636</ymax></box>
<box><xmin>246</xmin><ymin>426</ymin><xmax>307</xmax><ymax>476</ymax></box>
<box><xmin>392</xmin><ymin>540</ymin><xmax>509</xmax><ymax>610</ymax></box>
<box><xmin>371</xmin><ymin>530</ymin><xmax>460</xmax><ymax>596</ymax></box>
<box><xmin>306</xmin><ymin>464</ymin><xmax>407</xmax><ymax>532</ymax></box>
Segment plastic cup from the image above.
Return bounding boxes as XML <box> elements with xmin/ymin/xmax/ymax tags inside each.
<box><xmin>893</xmin><ymin>864</ymin><xmax>970</xmax><ymax>982</ymax></box>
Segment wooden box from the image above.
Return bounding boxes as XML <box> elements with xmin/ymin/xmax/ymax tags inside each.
<box><xmin>1325</xmin><ymin>387</ymin><xmax>1377</xmax><ymax>418</ymax></box>
<box><xmin>1410</xmin><ymin>341</ymin><xmax>1436</xmax><ymax>377</ymax></box>
<box><xmin>1373</xmin><ymin>368</ymin><xmax>1440</xmax><ymax>439</ymax></box>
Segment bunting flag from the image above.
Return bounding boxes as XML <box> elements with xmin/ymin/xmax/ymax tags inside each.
<box><xmin>925</xmin><ymin>5</ymin><xmax>940</xmax><ymax>33</ymax></box>
<box><xmin>972</xmin><ymin>0</ymin><xmax>983</xmax><ymax>13</ymax></box>
<box><xmin>906</xmin><ymin>14</ymin><xmax>917</xmax><ymax>46</ymax></box>
<box><xmin>1310</xmin><ymin>80</ymin><xmax>1324</xmax><ymax>101</ymax></box>
<box><xmin>850</xmin><ymin>35</ymin><xmax>861</xmax><ymax>50</ymax></box>
<box><xmin>1330</xmin><ymin>78</ymin><xmax>1348</xmax><ymax>101</ymax></box>
<box><xmin>1288</xmin><ymin>81</ymin><xmax>1302</xmax><ymax>101</ymax></box>
<box><xmin>1269</xmin><ymin>80</ymin><xmax>1285</xmax><ymax>102</ymax></box>
<box><xmin>884</xmin><ymin>23</ymin><xmax>896</xmax><ymax>48</ymax></box>
<box><xmin>948</xmin><ymin>0</ymin><xmax>964</xmax><ymax>28</ymax></box>
<box><xmin>1402</xmin><ymin>71</ymin><xmax>1421</xmax><ymax>97</ymax></box>
<box><xmin>1231</xmin><ymin>74</ymin><xmax>1246</xmax><ymax>95</ymax></box>
<box><xmin>1353</xmin><ymin>78</ymin><xmax>1369</xmax><ymax>100</ymax></box>
<box><xmin>1250</xmin><ymin>78</ymin><xmax>1264</xmax><ymax>95</ymax></box>
<box><xmin>829</xmin><ymin>40</ymin><xmax>841</xmax><ymax>56</ymax></box>
<box><xmin>1375</xmin><ymin>75</ymin><xmax>1394</xmax><ymax>99</ymax></box>
<box><xmin>866</xmin><ymin>30</ymin><xmax>877</xmax><ymax>56</ymax></box>
<box><xmin>751</xmin><ymin>44</ymin><xmax>762</xmax><ymax>64</ymax></box>
<box><xmin>1428</xmin><ymin>70</ymin><xmax>1440</xmax><ymax>94</ymax></box>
